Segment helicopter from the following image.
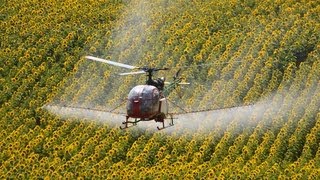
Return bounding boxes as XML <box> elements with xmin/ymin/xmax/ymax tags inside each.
<box><xmin>42</xmin><ymin>56</ymin><xmax>246</xmax><ymax>129</ymax></box>
<box><xmin>85</xmin><ymin>56</ymin><xmax>191</xmax><ymax>130</ymax></box>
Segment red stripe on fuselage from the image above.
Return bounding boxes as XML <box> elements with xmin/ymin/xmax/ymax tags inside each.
<box><xmin>132</xmin><ymin>99</ymin><xmax>140</xmax><ymax>117</ymax></box>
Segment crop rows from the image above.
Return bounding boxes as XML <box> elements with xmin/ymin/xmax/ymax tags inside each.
<box><xmin>1</xmin><ymin>0</ymin><xmax>319</xmax><ymax>179</ymax></box>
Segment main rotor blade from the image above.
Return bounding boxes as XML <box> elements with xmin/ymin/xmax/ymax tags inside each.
<box><xmin>164</xmin><ymin>82</ymin><xmax>190</xmax><ymax>85</ymax></box>
<box><xmin>177</xmin><ymin>61</ymin><xmax>242</xmax><ymax>68</ymax></box>
<box><xmin>119</xmin><ymin>71</ymin><xmax>146</xmax><ymax>76</ymax></box>
<box><xmin>85</xmin><ymin>56</ymin><xmax>137</xmax><ymax>70</ymax></box>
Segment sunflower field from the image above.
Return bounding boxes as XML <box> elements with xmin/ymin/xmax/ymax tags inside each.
<box><xmin>1</xmin><ymin>0</ymin><xmax>320</xmax><ymax>179</ymax></box>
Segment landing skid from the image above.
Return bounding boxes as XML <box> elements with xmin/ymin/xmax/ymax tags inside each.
<box><xmin>120</xmin><ymin>114</ymin><xmax>175</xmax><ymax>130</ymax></box>
<box><xmin>119</xmin><ymin>116</ymin><xmax>140</xmax><ymax>130</ymax></box>
<box><xmin>157</xmin><ymin>114</ymin><xmax>174</xmax><ymax>130</ymax></box>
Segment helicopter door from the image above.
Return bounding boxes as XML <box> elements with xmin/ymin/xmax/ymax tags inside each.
<box><xmin>159</xmin><ymin>98</ymin><xmax>168</xmax><ymax>115</ymax></box>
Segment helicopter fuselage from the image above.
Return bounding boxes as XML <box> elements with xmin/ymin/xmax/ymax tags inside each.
<box><xmin>126</xmin><ymin>85</ymin><xmax>168</xmax><ymax>120</ymax></box>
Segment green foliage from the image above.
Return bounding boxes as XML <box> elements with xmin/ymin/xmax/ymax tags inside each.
<box><xmin>1</xmin><ymin>0</ymin><xmax>320</xmax><ymax>179</ymax></box>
